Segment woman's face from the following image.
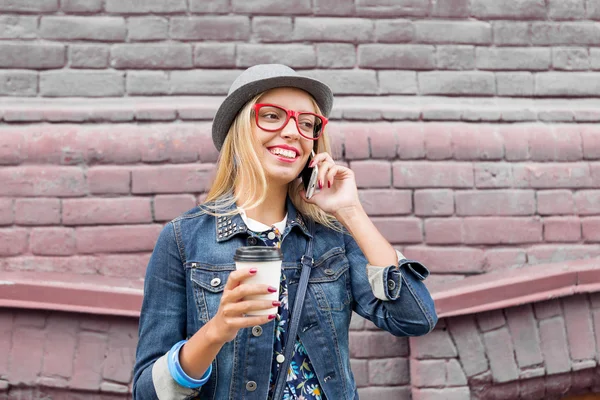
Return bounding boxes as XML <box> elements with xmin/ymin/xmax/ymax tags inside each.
<box><xmin>251</xmin><ymin>87</ymin><xmax>318</xmax><ymax>186</ymax></box>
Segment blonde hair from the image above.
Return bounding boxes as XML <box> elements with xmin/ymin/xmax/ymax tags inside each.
<box><xmin>202</xmin><ymin>91</ymin><xmax>341</xmax><ymax>231</ymax></box>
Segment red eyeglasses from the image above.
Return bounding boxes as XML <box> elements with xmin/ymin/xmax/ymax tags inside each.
<box><xmin>253</xmin><ymin>103</ymin><xmax>328</xmax><ymax>140</ymax></box>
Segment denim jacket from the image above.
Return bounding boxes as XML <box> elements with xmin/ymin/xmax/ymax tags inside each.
<box><xmin>133</xmin><ymin>197</ymin><xmax>437</xmax><ymax>400</ymax></box>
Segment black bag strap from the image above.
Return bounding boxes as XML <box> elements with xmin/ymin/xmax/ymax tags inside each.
<box><xmin>272</xmin><ymin>218</ymin><xmax>315</xmax><ymax>400</ymax></box>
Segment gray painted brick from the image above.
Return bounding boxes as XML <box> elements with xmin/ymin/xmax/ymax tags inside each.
<box><xmin>378</xmin><ymin>71</ymin><xmax>417</xmax><ymax>94</ymax></box>
<box><xmin>194</xmin><ymin>43</ymin><xmax>235</xmax><ymax>68</ymax></box>
<box><xmin>539</xmin><ymin>317</ymin><xmax>571</xmax><ymax>374</ymax></box>
<box><xmin>0</xmin><ymin>0</ymin><xmax>58</xmax><ymax>12</ymax></box>
<box><xmin>532</xmin><ymin>22</ymin><xmax>600</xmax><ymax>45</ymax></box>
<box><xmin>592</xmin><ymin>48</ymin><xmax>600</xmax><ymax>69</ymax></box>
<box><xmin>302</xmin><ymin>69</ymin><xmax>378</xmax><ymax>94</ymax></box>
<box><xmin>70</xmin><ymin>44</ymin><xmax>109</xmax><ymax>69</ymax></box>
<box><xmin>536</xmin><ymin>72</ymin><xmax>600</xmax><ymax>96</ymax></box>
<box><xmin>492</xmin><ymin>22</ymin><xmax>531</xmax><ymax>45</ymax></box>
<box><xmin>236</xmin><ymin>44</ymin><xmax>316</xmax><ymax>68</ymax></box>
<box><xmin>415</xmin><ymin>21</ymin><xmax>492</xmax><ymax>44</ymax></box>
<box><xmin>314</xmin><ymin>0</ymin><xmax>354</xmax><ymax>16</ymax></box>
<box><xmin>419</xmin><ymin>71</ymin><xmax>495</xmax><ymax>96</ymax></box>
<box><xmin>505</xmin><ymin>304</ymin><xmax>543</xmax><ymax>368</ymax></box>
<box><xmin>375</xmin><ymin>20</ymin><xmax>414</xmax><ymax>43</ymax></box>
<box><xmin>476</xmin><ymin>47</ymin><xmax>551</xmax><ymax>70</ymax></box>
<box><xmin>482</xmin><ymin>328</ymin><xmax>519</xmax><ymax>383</ymax></box>
<box><xmin>0</xmin><ymin>43</ymin><xmax>65</xmax><ymax>69</ymax></box>
<box><xmin>60</xmin><ymin>0</ymin><xmax>102</xmax><ymax>13</ymax></box>
<box><xmin>448</xmin><ymin>316</ymin><xmax>489</xmax><ymax>377</ymax></box>
<box><xmin>436</xmin><ymin>46</ymin><xmax>475</xmax><ymax>70</ymax></box>
<box><xmin>170</xmin><ymin>16</ymin><xmax>250</xmax><ymax>41</ymax></box>
<box><xmin>368</xmin><ymin>358</ymin><xmax>410</xmax><ymax>385</ymax></box>
<box><xmin>110</xmin><ymin>44</ymin><xmax>192</xmax><ymax>69</ymax></box>
<box><xmin>189</xmin><ymin>0</ymin><xmax>229</xmax><ymax>13</ymax></box>
<box><xmin>358</xmin><ymin>387</ymin><xmax>412</xmax><ymax>400</ymax></box>
<box><xmin>316</xmin><ymin>43</ymin><xmax>356</xmax><ymax>68</ymax></box>
<box><xmin>170</xmin><ymin>70</ymin><xmax>239</xmax><ymax>95</ymax></box>
<box><xmin>356</xmin><ymin>0</ymin><xmax>430</xmax><ymax>17</ymax></box>
<box><xmin>0</xmin><ymin>16</ymin><xmax>37</xmax><ymax>39</ymax></box>
<box><xmin>496</xmin><ymin>72</ymin><xmax>534</xmax><ymax>96</ymax></box>
<box><xmin>548</xmin><ymin>0</ymin><xmax>586</xmax><ymax>20</ymax></box>
<box><xmin>127</xmin><ymin>17</ymin><xmax>168</xmax><ymax>41</ymax></box>
<box><xmin>105</xmin><ymin>0</ymin><xmax>186</xmax><ymax>13</ymax></box>
<box><xmin>293</xmin><ymin>18</ymin><xmax>373</xmax><ymax>43</ymax></box>
<box><xmin>252</xmin><ymin>17</ymin><xmax>292</xmax><ymax>42</ymax></box>
<box><xmin>40</xmin><ymin>16</ymin><xmax>126</xmax><ymax>41</ymax></box>
<box><xmin>127</xmin><ymin>71</ymin><xmax>169</xmax><ymax>95</ymax></box>
<box><xmin>40</xmin><ymin>70</ymin><xmax>124</xmax><ymax>97</ymax></box>
<box><xmin>358</xmin><ymin>44</ymin><xmax>435</xmax><ymax>69</ymax></box>
<box><xmin>350</xmin><ymin>359</ymin><xmax>368</xmax><ymax>387</ymax></box>
<box><xmin>553</xmin><ymin>47</ymin><xmax>590</xmax><ymax>70</ymax></box>
<box><xmin>0</xmin><ymin>70</ymin><xmax>37</xmax><ymax>96</ymax></box>
<box><xmin>471</xmin><ymin>0</ymin><xmax>546</xmax><ymax>19</ymax></box>
<box><xmin>589</xmin><ymin>0</ymin><xmax>600</xmax><ymax>19</ymax></box>
<box><xmin>431</xmin><ymin>0</ymin><xmax>470</xmax><ymax>17</ymax></box>
<box><xmin>232</xmin><ymin>0</ymin><xmax>311</xmax><ymax>14</ymax></box>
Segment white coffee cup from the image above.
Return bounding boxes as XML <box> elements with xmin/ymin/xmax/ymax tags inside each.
<box><xmin>233</xmin><ymin>246</ymin><xmax>283</xmax><ymax>316</ymax></box>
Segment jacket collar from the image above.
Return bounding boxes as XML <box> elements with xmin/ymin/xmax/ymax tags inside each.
<box><xmin>213</xmin><ymin>196</ymin><xmax>311</xmax><ymax>242</ymax></box>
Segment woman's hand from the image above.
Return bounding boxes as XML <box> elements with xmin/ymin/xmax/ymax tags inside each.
<box><xmin>300</xmin><ymin>152</ymin><xmax>361</xmax><ymax>216</ymax></box>
<box><xmin>205</xmin><ymin>268</ymin><xmax>278</xmax><ymax>344</ymax></box>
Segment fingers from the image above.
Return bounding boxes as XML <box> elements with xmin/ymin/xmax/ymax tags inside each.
<box><xmin>222</xmin><ymin>299</ymin><xmax>279</xmax><ymax>317</ymax></box>
<box><xmin>223</xmin><ymin>267</ymin><xmax>257</xmax><ymax>291</ymax></box>
<box><xmin>226</xmin><ymin>282</ymin><xmax>276</xmax><ymax>303</ymax></box>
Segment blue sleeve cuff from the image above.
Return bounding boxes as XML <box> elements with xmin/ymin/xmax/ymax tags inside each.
<box><xmin>167</xmin><ymin>340</ymin><xmax>212</xmax><ymax>389</ymax></box>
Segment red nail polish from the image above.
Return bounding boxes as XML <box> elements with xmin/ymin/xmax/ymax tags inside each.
<box><xmin>272</xmin><ymin>301</ymin><xmax>281</xmax><ymax>306</ymax></box>
<box><xmin>327</xmin><ymin>181</ymin><xmax>331</xmax><ymax>188</ymax></box>
<box><xmin>249</xmin><ymin>268</ymin><xmax>257</xmax><ymax>274</ymax></box>
<box><xmin>268</xmin><ymin>286</ymin><xmax>277</xmax><ymax>293</ymax></box>
<box><xmin>318</xmin><ymin>180</ymin><xmax>322</xmax><ymax>189</ymax></box>
<box><xmin>268</xmin><ymin>314</ymin><xmax>276</xmax><ymax>320</ymax></box>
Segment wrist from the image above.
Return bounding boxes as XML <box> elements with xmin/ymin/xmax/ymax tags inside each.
<box><xmin>203</xmin><ymin>320</ymin><xmax>228</xmax><ymax>347</ymax></box>
<box><xmin>333</xmin><ymin>203</ymin><xmax>365</xmax><ymax>225</ymax></box>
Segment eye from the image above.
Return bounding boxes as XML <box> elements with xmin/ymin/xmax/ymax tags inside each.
<box><xmin>263</xmin><ymin>112</ymin><xmax>280</xmax><ymax>120</ymax></box>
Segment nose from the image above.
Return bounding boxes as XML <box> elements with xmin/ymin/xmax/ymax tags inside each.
<box><xmin>280</xmin><ymin>116</ymin><xmax>301</xmax><ymax>138</ymax></box>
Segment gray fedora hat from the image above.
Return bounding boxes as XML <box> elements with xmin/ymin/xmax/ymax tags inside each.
<box><xmin>212</xmin><ymin>64</ymin><xmax>334</xmax><ymax>151</ymax></box>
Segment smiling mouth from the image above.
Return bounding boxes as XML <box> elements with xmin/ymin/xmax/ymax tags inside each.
<box><xmin>269</xmin><ymin>148</ymin><xmax>298</xmax><ymax>159</ymax></box>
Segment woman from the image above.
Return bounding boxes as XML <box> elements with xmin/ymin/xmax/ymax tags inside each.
<box><xmin>133</xmin><ymin>64</ymin><xmax>437</xmax><ymax>400</ymax></box>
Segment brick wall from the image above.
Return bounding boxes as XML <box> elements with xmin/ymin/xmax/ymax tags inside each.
<box><xmin>1</xmin><ymin>0</ymin><xmax>600</xmax><ymax>398</ymax></box>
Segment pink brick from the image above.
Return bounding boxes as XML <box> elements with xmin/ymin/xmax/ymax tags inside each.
<box><xmin>425</xmin><ymin>274</ymin><xmax>465</xmax><ymax>286</ymax></box>
<box><xmin>563</xmin><ymin>295</ymin><xmax>595</xmax><ymax>361</ymax></box>
<box><xmin>505</xmin><ymin>304</ymin><xmax>543</xmax><ymax>368</ymax></box>
<box><xmin>412</xmin><ymin>387</ymin><xmax>470</xmax><ymax>400</ymax></box>
<box><xmin>403</xmin><ymin>246</ymin><xmax>485</xmax><ymax>274</ymax></box>
<box><xmin>14</xmin><ymin>198</ymin><xmax>60</xmax><ymax>225</ymax></box>
<box><xmin>0</xmin><ymin>228</ymin><xmax>28</xmax><ymax>256</ymax></box>
<box><xmin>424</xmin><ymin>218</ymin><xmax>462</xmax><ymax>244</ymax></box>
<box><xmin>96</xmin><ymin>253</ymin><xmax>151</xmax><ymax>278</ymax></box>
<box><xmin>372</xmin><ymin>217</ymin><xmax>422</xmax><ymax>243</ymax></box>
<box><xmin>455</xmin><ymin>190</ymin><xmax>535</xmax><ymax>216</ymax></box>
<box><xmin>476</xmin><ymin>310</ymin><xmax>505</xmax><ymax>332</ymax></box>
<box><xmin>414</xmin><ymin>189</ymin><xmax>454</xmax><ymax>216</ymax></box>
<box><xmin>349</xmin><ymin>331</ymin><xmax>409</xmax><ymax>358</ymax></box>
<box><xmin>451</xmin><ymin>124</ymin><xmax>504</xmax><ymax>160</ymax></box>
<box><xmin>131</xmin><ymin>164</ymin><xmax>214</xmax><ymax>194</ymax></box>
<box><xmin>350</xmin><ymin>359</ymin><xmax>368</xmax><ymax>387</ymax></box>
<box><xmin>359</xmin><ymin>387</ymin><xmax>412</xmax><ymax>400</ymax></box>
<box><xmin>8</xmin><ymin>327</ymin><xmax>45</xmax><ymax>385</ymax></box>
<box><xmin>498</xmin><ymin>125</ymin><xmax>530</xmax><ymax>161</ymax></box>
<box><xmin>358</xmin><ymin>189</ymin><xmax>412</xmax><ymax>216</ymax></box>
<box><xmin>582</xmin><ymin>217</ymin><xmax>600</xmax><ymax>242</ymax></box>
<box><xmin>154</xmin><ymin>194</ymin><xmax>197</xmax><ymax>221</ymax></box>
<box><xmin>482</xmin><ymin>327</ymin><xmax>519</xmax><ymax>383</ymax></box>
<box><xmin>80</xmin><ymin>315</ymin><xmax>111</xmax><ymax>332</ymax></box>
<box><xmin>0</xmin><ymin>127</ymin><xmax>24</xmax><ymax>164</ymax></box>
<box><xmin>528</xmin><ymin>244</ymin><xmax>600</xmax><ymax>265</ymax></box>
<box><xmin>368</xmin><ymin>358</ymin><xmax>409</xmax><ymax>385</ymax></box>
<box><xmin>574</xmin><ymin>190</ymin><xmax>600</xmax><ymax>215</ymax></box>
<box><xmin>593</xmin><ymin>310</ymin><xmax>600</xmax><ymax>362</ymax></box>
<box><xmin>544</xmin><ymin>217</ymin><xmax>581</xmax><ymax>242</ymax></box>
<box><xmin>393</xmin><ymin>161</ymin><xmax>474</xmax><ymax>188</ymax></box>
<box><xmin>14</xmin><ymin>311</ymin><xmax>46</xmax><ymax>328</ymax></box>
<box><xmin>88</xmin><ymin>166</ymin><xmax>131</xmax><ymax>194</ymax></box>
<box><xmin>0</xmin><ymin>166</ymin><xmax>86</xmax><ymax>197</ymax></box>
<box><xmin>351</xmin><ymin>160</ymin><xmax>392</xmax><ymax>188</ymax></box>
<box><xmin>71</xmin><ymin>332</ymin><xmax>107</xmax><ymax>391</ymax></box>
<box><xmin>103</xmin><ymin>321</ymin><xmax>137</xmax><ymax>383</ymax></box>
<box><xmin>0</xmin><ymin>312</ymin><xmax>13</xmax><ymax>376</ymax></box>
<box><xmin>529</xmin><ymin>124</ymin><xmax>583</xmax><ymax>161</ymax></box>
<box><xmin>410</xmin><ymin>359</ymin><xmax>446</xmax><ymax>387</ymax></box>
<box><xmin>474</xmin><ymin>163</ymin><xmax>513</xmax><ymax>188</ymax></box>
<box><xmin>539</xmin><ymin>317</ymin><xmax>571</xmax><ymax>374</ymax></box>
<box><xmin>581</xmin><ymin>125</ymin><xmax>600</xmax><ymax>159</ymax></box>
<box><xmin>43</xmin><ymin>314</ymin><xmax>78</xmax><ymax>379</ymax></box>
<box><xmin>519</xmin><ymin>376</ymin><xmax>545</xmax><ymax>400</ymax></box>
<box><xmin>483</xmin><ymin>248</ymin><xmax>527</xmax><ymax>271</ymax></box>
<box><xmin>424</xmin><ymin>123</ymin><xmax>452</xmax><ymax>160</ymax></box>
<box><xmin>463</xmin><ymin>217</ymin><xmax>542</xmax><ymax>244</ymax></box>
<box><xmin>513</xmin><ymin>163</ymin><xmax>593</xmax><ymax>188</ymax></box>
<box><xmin>546</xmin><ymin>374</ymin><xmax>572</xmax><ymax>397</ymax></box>
<box><xmin>340</xmin><ymin>123</ymin><xmax>370</xmax><ymax>160</ymax></box>
<box><xmin>395</xmin><ymin>123</ymin><xmax>425</xmax><ymax>159</ymax></box>
<box><xmin>30</xmin><ymin>227</ymin><xmax>75</xmax><ymax>256</ymax></box>
<box><xmin>410</xmin><ymin>328</ymin><xmax>457</xmax><ymax>359</ymax></box>
<box><xmin>63</xmin><ymin>197</ymin><xmax>152</xmax><ymax>225</ymax></box>
<box><xmin>5</xmin><ymin>255</ymin><xmax>98</xmax><ymax>275</ymax></box>
<box><xmin>0</xmin><ymin>199</ymin><xmax>13</xmax><ymax>225</ymax></box>
<box><xmin>537</xmin><ymin>190</ymin><xmax>575</xmax><ymax>215</ymax></box>
<box><xmin>368</xmin><ymin>123</ymin><xmax>398</xmax><ymax>159</ymax></box>
<box><xmin>76</xmin><ymin>224</ymin><xmax>162</xmax><ymax>253</ymax></box>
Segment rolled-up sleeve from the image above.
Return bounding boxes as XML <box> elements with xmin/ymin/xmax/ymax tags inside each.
<box><xmin>367</xmin><ymin>250</ymin><xmax>430</xmax><ymax>301</ymax></box>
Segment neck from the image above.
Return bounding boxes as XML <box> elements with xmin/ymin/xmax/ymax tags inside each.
<box><xmin>235</xmin><ymin>181</ymin><xmax>288</xmax><ymax>226</ymax></box>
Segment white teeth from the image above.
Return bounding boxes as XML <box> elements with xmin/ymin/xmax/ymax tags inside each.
<box><xmin>270</xmin><ymin>148</ymin><xmax>296</xmax><ymax>159</ymax></box>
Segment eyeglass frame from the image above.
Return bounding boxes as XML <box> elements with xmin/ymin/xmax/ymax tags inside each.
<box><xmin>252</xmin><ymin>103</ymin><xmax>328</xmax><ymax>140</ymax></box>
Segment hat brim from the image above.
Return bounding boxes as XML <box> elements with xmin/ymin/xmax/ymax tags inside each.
<box><xmin>212</xmin><ymin>75</ymin><xmax>333</xmax><ymax>151</ymax></box>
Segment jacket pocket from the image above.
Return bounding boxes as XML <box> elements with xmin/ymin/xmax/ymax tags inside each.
<box><xmin>188</xmin><ymin>262</ymin><xmax>234</xmax><ymax>322</ymax></box>
<box><xmin>309</xmin><ymin>247</ymin><xmax>352</xmax><ymax>311</ymax></box>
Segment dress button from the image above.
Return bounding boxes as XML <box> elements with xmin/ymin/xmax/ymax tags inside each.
<box><xmin>324</xmin><ymin>268</ymin><xmax>335</xmax><ymax>276</ymax></box>
<box><xmin>210</xmin><ymin>278</ymin><xmax>221</xmax><ymax>287</ymax></box>
<box><xmin>247</xmin><ymin>236</ymin><xmax>257</xmax><ymax>245</ymax></box>
<box><xmin>251</xmin><ymin>326</ymin><xmax>263</xmax><ymax>337</ymax></box>
<box><xmin>246</xmin><ymin>381</ymin><xmax>257</xmax><ymax>391</ymax></box>
<box><xmin>276</xmin><ymin>354</ymin><xmax>285</xmax><ymax>363</ymax></box>
<box><xmin>387</xmin><ymin>279</ymin><xmax>396</xmax><ymax>290</ymax></box>
<box><xmin>267</xmin><ymin>231</ymin><xmax>276</xmax><ymax>240</ymax></box>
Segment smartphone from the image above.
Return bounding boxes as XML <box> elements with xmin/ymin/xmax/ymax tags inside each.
<box><xmin>301</xmin><ymin>150</ymin><xmax>319</xmax><ymax>199</ymax></box>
